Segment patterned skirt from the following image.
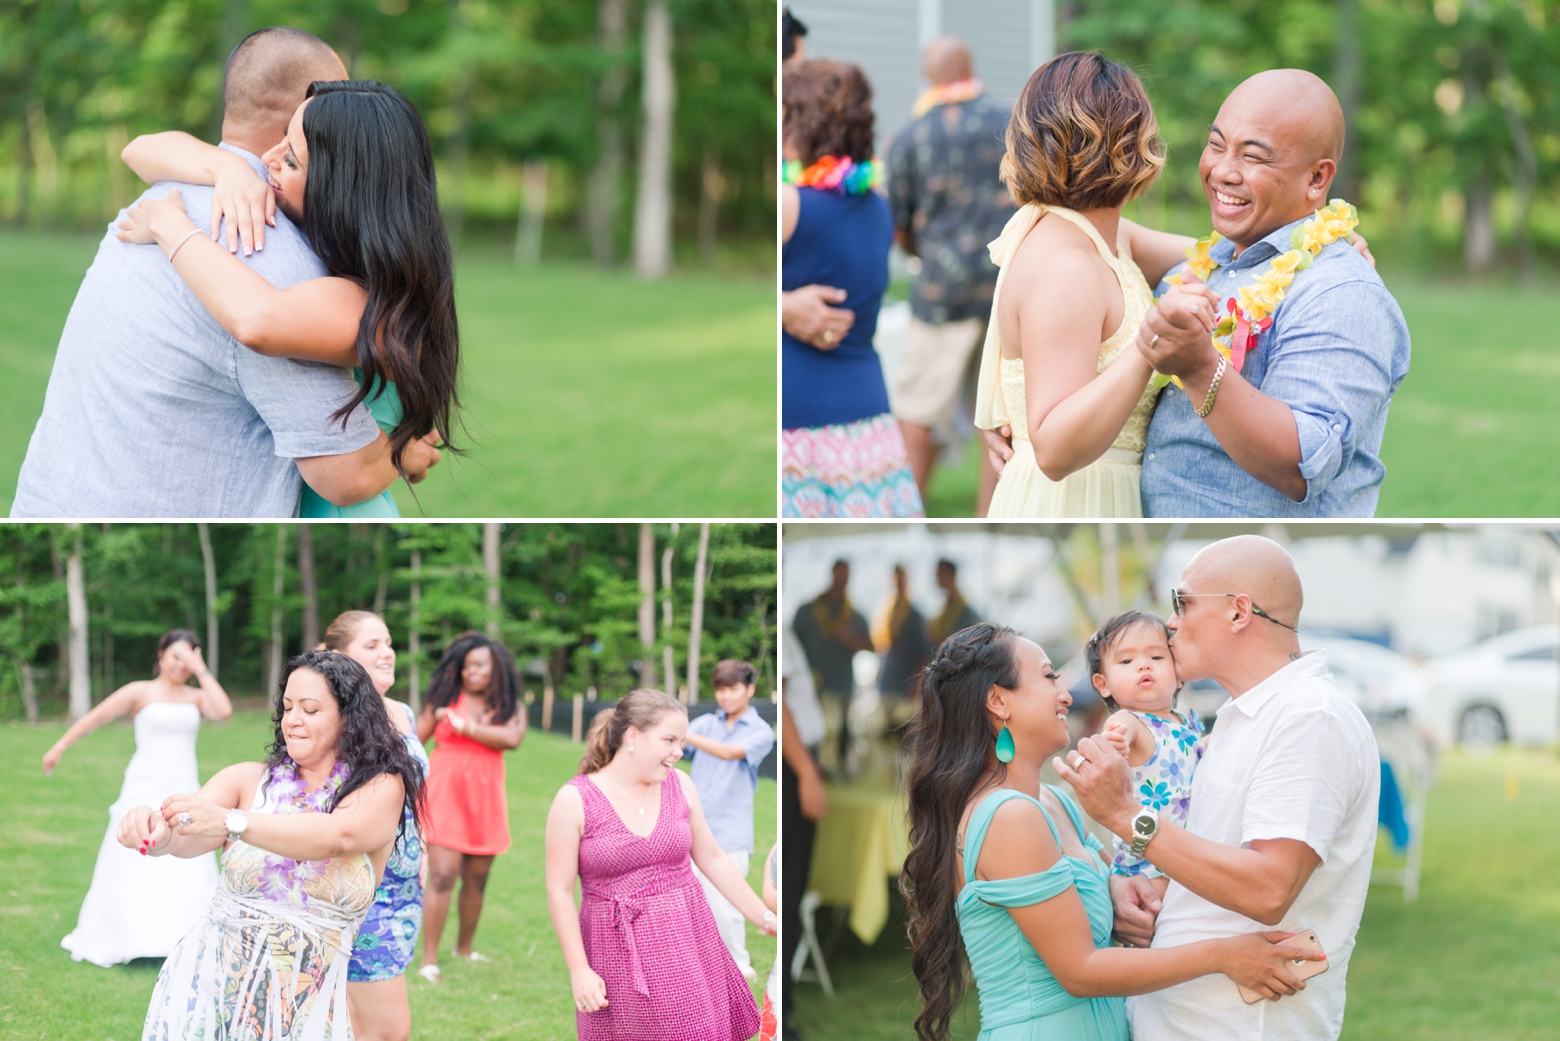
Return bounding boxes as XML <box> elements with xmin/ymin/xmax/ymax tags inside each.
<box><xmin>782</xmin><ymin>412</ymin><xmax>925</xmax><ymax>518</ymax></box>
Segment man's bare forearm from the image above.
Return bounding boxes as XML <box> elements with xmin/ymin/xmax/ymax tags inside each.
<box><xmin>1123</xmin><ymin>818</ymin><xmax>1313</xmax><ymax>925</ymax></box>
<box><xmin>1174</xmin><ymin>359</ymin><xmax>1307</xmax><ymax>501</ymax></box>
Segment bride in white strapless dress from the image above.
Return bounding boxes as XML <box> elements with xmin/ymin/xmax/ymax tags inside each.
<box><xmin>43</xmin><ymin>630</ymin><xmax>232</xmax><ymax>966</ymax></box>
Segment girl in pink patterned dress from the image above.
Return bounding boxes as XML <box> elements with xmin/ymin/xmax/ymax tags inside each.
<box><xmin>545</xmin><ymin>689</ymin><xmax>777</xmax><ymax>1041</ymax></box>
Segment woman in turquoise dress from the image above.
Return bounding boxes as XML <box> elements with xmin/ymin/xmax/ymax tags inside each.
<box><xmin>116</xmin><ymin>80</ymin><xmax>460</xmax><ymax>517</ymax></box>
<box><xmin>901</xmin><ymin>623</ymin><xmax>1322</xmax><ymax>1041</ymax></box>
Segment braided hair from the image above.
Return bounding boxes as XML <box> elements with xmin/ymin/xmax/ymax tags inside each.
<box><xmin>901</xmin><ymin>623</ymin><xmax>1021</xmax><ymax>1041</ymax></box>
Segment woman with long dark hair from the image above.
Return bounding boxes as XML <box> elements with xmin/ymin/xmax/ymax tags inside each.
<box><xmin>117</xmin><ymin>650</ymin><xmax>424</xmax><ymax>1039</ymax></box>
<box><xmin>901</xmin><ymin>624</ymin><xmax>1322</xmax><ymax>1041</ymax></box>
<box><xmin>415</xmin><ymin>631</ymin><xmax>525</xmax><ymax>981</ymax></box>
<box><xmin>49</xmin><ymin>629</ymin><xmax>231</xmax><ymax>966</ymax></box>
<box><xmin>323</xmin><ymin>610</ymin><xmax>428</xmax><ymax>1041</ymax></box>
<box><xmin>113</xmin><ymin>80</ymin><xmax>458</xmax><ymax>517</ymax></box>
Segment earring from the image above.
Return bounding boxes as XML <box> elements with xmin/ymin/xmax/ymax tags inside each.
<box><xmin>995</xmin><ymin>724</ymin><xmax>1015</xmax><ymax>763</ymax></box>
<box><xmin>628</xmin><ymin>743</ymin><xmax>635</xmax><ymax>754</ymax></box>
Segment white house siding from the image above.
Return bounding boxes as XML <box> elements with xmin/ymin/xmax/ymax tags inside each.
<box><xmin>790</xmin><ymin>0</ymin><xmax>1050</xmax><ymax>154</ymax></box>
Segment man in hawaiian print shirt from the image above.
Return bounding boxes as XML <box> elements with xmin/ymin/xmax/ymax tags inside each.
<box><xmin>886</xmin><ymin>36</ymin><xmax>1016</xmax><ymax>512</ymax></box>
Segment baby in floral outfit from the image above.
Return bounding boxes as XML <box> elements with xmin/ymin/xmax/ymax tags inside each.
<box><xmin>1087</xmin><ymin>610</ymin><xmax>1204</xmax><ymax>900</ymax></box>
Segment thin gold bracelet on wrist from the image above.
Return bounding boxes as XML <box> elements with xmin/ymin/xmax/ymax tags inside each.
<box><xmin>1196</xmin><ymin>355</ymin><xmax>1228</xmax><ymax>419</ymax></box>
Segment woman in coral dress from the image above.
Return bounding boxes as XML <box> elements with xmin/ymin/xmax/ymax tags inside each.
<box><xmin>544</xmin><ymin>688</ymin><xmax>777</xmax><ymax>1041</ymax></box>
<box><xmin>415</xmin><ymin>632</ymin><xmax>526</xmax><ymax>981</ymax></box>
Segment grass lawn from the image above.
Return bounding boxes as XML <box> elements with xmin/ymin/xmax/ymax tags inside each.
<box><xmin>0</xmin><ymin>711</ymin><xmax>776</xmax><ymax>1041</ymax></box>
<box><xmin>790</xmin><ymin>748</ymin><xmax>1560</xmax><ymax>1041</ymax></box>
<box><xmin>915</xmin><ymin>274</ymin><xmax>1560</xmax><ymax>518</ymax></box>
<box><xmin>0</xmin><ymin>230</ymin><xmax>776</xmax><ymax>518</ymax></box>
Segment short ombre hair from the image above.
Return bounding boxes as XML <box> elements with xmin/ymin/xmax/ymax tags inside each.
<box><xmin>1001</xmin><ymin>52</ymin><xmax>1165</xmax><ymax>211</ymax></box>
<box><xmin>782</xmin><ymin>60</ymin><xmax>875</xmax><ymax>165</ymax></box>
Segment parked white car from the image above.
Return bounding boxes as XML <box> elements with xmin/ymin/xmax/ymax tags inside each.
<box><xmin>1423</xmin><ymin>626</ymin><xmax>1560</xmax><ymax>747</ymax></box>
<box><xmin>1176</xmin><ymin>633</ymin><xmax>1429</xmax><ymax>727</ymax></box>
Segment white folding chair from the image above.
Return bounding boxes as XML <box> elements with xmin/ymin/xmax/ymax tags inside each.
<box><xmin>788</xmin><ymin>890</ymin><xmax>835</xmax><ymax>995</ymax></box>
<box><xmin>1371</xmin><ymin>718</ymin><xmax>1435</xmax><ymax>902</ymax></box>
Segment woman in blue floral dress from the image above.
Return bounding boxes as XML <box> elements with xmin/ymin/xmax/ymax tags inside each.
<box><xmin>325</xmin><ymin>611</ymin><xmax>430</xmax><ymax>1041</ymax></box>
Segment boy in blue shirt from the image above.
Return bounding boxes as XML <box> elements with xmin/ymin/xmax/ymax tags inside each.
<box><xmin>684</xmin><ymin>659</ymin><xmax>776</xmax><ymax>978</ymax></box>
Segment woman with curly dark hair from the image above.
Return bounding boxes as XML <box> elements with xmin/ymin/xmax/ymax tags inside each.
<box><xmin>116</xmin><ymin>650</ymin><xmax>424</xmax><ymax>1040</ymax></box>
<box><xmin>414</xmin><ymin>631</ymin><xmax>526</xmax><ymax>981</ymax></box>
<box><xmin>781</xmin><ymin>60</ymin><xmax>923</xmax><ymax>518</ymax></box>
<box><xmin>900</xmin><ymin>624</ymin><xmax>1323</xmax><ymax>1041</ymax></box>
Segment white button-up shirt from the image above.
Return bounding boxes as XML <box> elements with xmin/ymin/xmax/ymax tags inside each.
<box><xmin>1128</xmin><ymin>651</ymin><xmax>1380</xmax><ymax>1041</ymax></box>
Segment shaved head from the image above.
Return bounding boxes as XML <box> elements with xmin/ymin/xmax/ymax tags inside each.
<box><xmin>922</xmin><ymin>35</ymin><xmax>973</xmax><ymax>86</ymax></box>
<box><xmin>1224</xmin><ymin>69</ymin><xmax>1345</xmax><ymax>164</ymax></box>
<box><xmin>1200</xmin><ymin>69</ymin><xmax>1346</xmax><ymax>251</ymax></box>
<box><xmin>221</xmin><ymin>27</ymin><xmax>347</xmax><ymax>154</ymax></box>
<box><xmin>1183</xmin><ymin>535</ymin><xmax>1303</xmax><ymax>629</ymax></box>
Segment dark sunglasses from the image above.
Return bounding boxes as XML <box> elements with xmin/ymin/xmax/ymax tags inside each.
<box><xmin>1170</xmin><ymin>589</ymin><xmax>1298</xmax><ymax>632</ymax></box>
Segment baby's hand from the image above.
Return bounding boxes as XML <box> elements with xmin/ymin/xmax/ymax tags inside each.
<box><xmin>1101</xmin><ymin>723</ymin><xmax>1132</xmax><ymax>758</ymax></box>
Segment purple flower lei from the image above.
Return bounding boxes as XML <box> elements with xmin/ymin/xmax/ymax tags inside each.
<box><xmin>254</xmin><ymin>757</ymin><xmax>351</xmax><ymax>910</ymax></box>
<box><xmin>268</xmin><ymin>756</ymin><xmax>351</xmax><ymax>812</ymax></box>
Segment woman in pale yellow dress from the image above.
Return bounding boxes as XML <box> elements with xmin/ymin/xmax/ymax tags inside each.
<box><xmin>976</xmin><ymin>52</ymin><xmax>1214</xmax><ymax>519</ymax></box>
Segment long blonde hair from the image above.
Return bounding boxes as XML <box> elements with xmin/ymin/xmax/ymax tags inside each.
<box><xmin>580</xmin><ymin>689</ymin><xmax>687</xmax><ymax>774</ymax></box>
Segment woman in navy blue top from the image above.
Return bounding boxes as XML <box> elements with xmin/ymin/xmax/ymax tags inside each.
<box><xmin>781</xmin><ymin>61</ymin><xmax>923</xmax><ymax>518</ymax></box>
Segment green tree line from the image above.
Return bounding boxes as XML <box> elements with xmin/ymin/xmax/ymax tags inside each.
<box><xmin>0</xmin><ymin>522</ymin><xmax>777</xmax><ymax>721</ymax></box>
<box><xmin>0</xmin><ymin>0</ymin><xmax>776</xmax><ymax>269</ymax></box>
<box><xmin>1064</xmin><ymin>0</ymin><xmax>1560</xmax><ymax>275</ymax></box>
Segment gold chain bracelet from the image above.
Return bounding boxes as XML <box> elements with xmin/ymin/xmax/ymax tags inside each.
<box><xmin>1196</xmin><ymin>355</ymin><xmax>1228</xmax><ymax>419</ymax></box>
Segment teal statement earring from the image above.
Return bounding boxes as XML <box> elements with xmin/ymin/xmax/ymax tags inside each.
<box><xmin>995</xmin><ymin>724</ymin><xmax>1015</xmax><ymax>763</ymax></box>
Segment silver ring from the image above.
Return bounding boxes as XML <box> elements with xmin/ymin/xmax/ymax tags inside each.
<box><xmin>1150</xmin><ymin>334</ymin><xmax>1160</xmax><ymax>347</ymax></box>
<box><xmin>177</xmin><ymin>812</ymin><xmax>193</xmax><ymax>827</ymax></box>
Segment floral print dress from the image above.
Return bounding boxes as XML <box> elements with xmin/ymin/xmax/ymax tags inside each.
<box><xmin>142</xmin><ymin>760</ymin><xmax>376</xmax><ymax>1041</ymax></box>
<box><xmin>1110</xmin><ymin>709</ymin><xmax>1204</xmax><ymax>878</ymax></box>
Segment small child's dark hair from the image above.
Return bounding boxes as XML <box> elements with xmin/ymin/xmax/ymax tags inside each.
<box><xmin>1085</xmin><ymin>610</ymin><xmax>1172</xmax><ymax>712</ymax></box>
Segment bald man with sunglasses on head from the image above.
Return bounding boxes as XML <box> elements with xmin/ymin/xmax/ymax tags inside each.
<box><xmin>1056</xmin><ymin>535</ymin><xmax>1379</xmax><ymax>1041</ymax></box>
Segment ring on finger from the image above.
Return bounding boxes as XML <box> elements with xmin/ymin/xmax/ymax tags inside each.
<box><xmin>1149</xmin><ymin>334</ymin><xmax>1160</xmax><ymax>348</ymax></box>
<box><xmin>177</xmin><ymin>812</ymin><xmax>194</xmax><ymax>827</ymax></box>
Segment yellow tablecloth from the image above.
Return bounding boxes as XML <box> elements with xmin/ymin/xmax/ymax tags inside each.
<box><xmin>805</xmin><ymin>781</ymin><xmax>910</xmax><ymax>945</ymax></box>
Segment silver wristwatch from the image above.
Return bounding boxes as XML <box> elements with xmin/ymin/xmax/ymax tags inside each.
<box><xmin>1127</xmin><ymin>806</ymin><xmax>1160</xmax><ymax>858</ymax></box>
<box><xmin>225</xmin><ymin>809</ymin><xmax>249</xmax><ymax>844</ymax></box>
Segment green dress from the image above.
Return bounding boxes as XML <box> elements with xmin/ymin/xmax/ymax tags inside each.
<box><xmin>298</xmin><ymin>375</ymin><xmax>403</xmax><ymax>518</ymax></box>
<box><xmin>958</xmin><ymin>787</ymin><xmax>1129</xmax><ymax>1041</ymax></box>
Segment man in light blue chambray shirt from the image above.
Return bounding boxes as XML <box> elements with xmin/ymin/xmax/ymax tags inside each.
<box><xmin>1138</xmin><ymin>70</ymin><xmax>1411</xmax><ymax>518</ymax></box>
<box><xmin>10</xmin><ymin>29</ymin><xmax>427</xmax><ymax>518</ymax></box>
<box><xmin>684</xmin><ymin>660</ymin><xmax>776</xmax><ymax>979</ymax></box>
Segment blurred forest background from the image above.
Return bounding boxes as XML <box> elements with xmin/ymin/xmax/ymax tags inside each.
<box><xmin>1063</xmin><ymin>0</ymin><xmax>1560</xmax><ymax>277</ymax></box>
<box><xmin>0</xmin><ymin>0</ymin><xmax>777</xmax><ymax>270</ymax></box>
<box><xmin>0</xmin><ymin>522</ymin><xmax>778</xmax><ymax>721</ymax></box>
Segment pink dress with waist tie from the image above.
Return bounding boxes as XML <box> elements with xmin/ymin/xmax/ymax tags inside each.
<box><xmin>569</xmin><ymin>772</ymin><xmax>760</xmax><ymax>1041</ymax></box>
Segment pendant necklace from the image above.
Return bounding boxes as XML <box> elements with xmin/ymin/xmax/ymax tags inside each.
<box><xmin>605</xmin><ymin>769</ymin><xmax>652</xmax><ymax>816</ymax></box>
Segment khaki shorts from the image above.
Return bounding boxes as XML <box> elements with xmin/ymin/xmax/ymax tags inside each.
<box><xmin>887</xmin><ymin>316</ymin><xmax>987</xmax><ymax>428</ymax></box>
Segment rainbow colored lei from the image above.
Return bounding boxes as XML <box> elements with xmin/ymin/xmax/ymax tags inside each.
<box><xmin>1156</xmin><ymin>199</ymin><xmax>1359</xmax><ymax>387</ymax></box>
<box><xmin>783</xmin><ymin>155</ymin><xmax>883</xmax><ymax>195</ymax></box>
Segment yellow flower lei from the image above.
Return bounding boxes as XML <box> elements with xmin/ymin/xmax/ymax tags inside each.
<box><xmin>1157</xmin><ymin>200</ymin><xmax>1359</xmax><ymax>385</ymax></box>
